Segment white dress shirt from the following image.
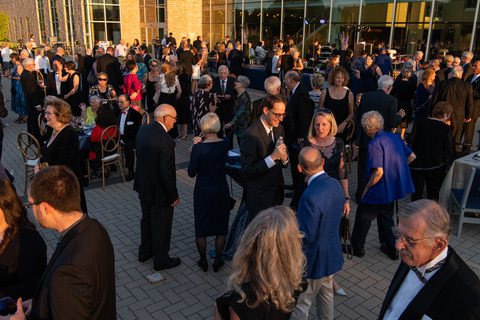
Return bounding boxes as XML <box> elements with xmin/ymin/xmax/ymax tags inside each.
<box><xmin>156</xmin><ymin>120</ymin><xmax>167</xmax><ymax>132</ymax></box>
<box><xmin>55</xmin><ymin>73</ymin><xmax>61</xmax><ymax>95</ymax></box>
<box><xmin>307</xmin><ymin>170</ymin><xmax>325</xmax><ymax>185</ymax></box>
<box><xmin>119</xmin><ymin>107</ymin><xmax>130</xmax><ymax>135</ymax></box>
<box><xmin>115</xmin><ymin>44</ymin><xmax>127</xmax><ymax>57</ymax></box>
<box><xmin>35</xmin><ymin>56</ymin><xmax>51</xmax><ymax>74</ymax></box>
<box><xmin>384</xmin><ymin>247</ymin><xmax>449</xmax><ymax>320</ymax></box>
<box><xmin>471</xmin><ymin>74</ymin><xmax>480</xmax><ymax>83</ymax></box>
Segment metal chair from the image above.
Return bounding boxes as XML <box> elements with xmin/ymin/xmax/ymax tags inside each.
<box><xmin>38</xmin><ymin>113</ymin><xmax>47</xmax><ymax>136</ymax></box>
<box><xmin>344</xmin><ymin>120</ymin><xmax>355</xmax><ymax>173</ymax></box>
<box><xmin>17</xmin><ymin>132</ymin><xmax>41</xmax><ymax>194</ymax></box>
<box><xmin>87</xmin><ymin>125</ymin><xmax>126</xmax><ymax>189</ymax></box>
<box><xmin>141</xmin><ymin>112</ymin><xmax>149</xmax><ymax>125</ymax></box>
<box><xmin>450</xmin><ymin>167</ymin><xmax>480</xmax><ymax>237</ymax></box>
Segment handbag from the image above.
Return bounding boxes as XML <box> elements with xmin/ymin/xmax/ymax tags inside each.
<box><xmin>10</xmin><ymin>86</ymin><xmax>16</xmax><ymax>95</ymax></box>
<box><xmin>339</xmin><ymin>214</ymin><xmax>353</xmax><ymax>259</ymax></box>
<box><xmin>87</xmin><ymin>70</ymin><xmax>97</xmax><ymax>84</ymax></box>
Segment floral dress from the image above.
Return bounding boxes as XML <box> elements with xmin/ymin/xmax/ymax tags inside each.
<box><xmin>191</xmin><ymin>89</ymin><xmax>216</xmax><ymax>137</ymax></box>
<box><xmin>11</xmin><ymin>65</ymin><xmax>27</xmax><ymax>116</ymax></box>
<box><xmin>136</xmin><ymin>62</ymin><xmax>148</xmax><ymax>83</ymax></box>
<box><xmin>231</xmin><ymin>91</ymin><xmax>252</xmax><ymax>138</ymax></box>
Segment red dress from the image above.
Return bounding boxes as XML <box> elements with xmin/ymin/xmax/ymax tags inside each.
<box><xmin>89</xmin><ymin>126</ymin><xmax>119</xmax><ymax>160</ymax></box>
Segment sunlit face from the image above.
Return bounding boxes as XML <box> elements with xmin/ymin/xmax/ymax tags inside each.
<box><xmin>117</xmin><ymin>96</ymin><xmax>130</xmax><ymax>111</ymax></box>
<box><xmin>428</xmin><ymin>73</ymin><xmax>436</xmax><ymax>84</ymax></box>
<box><xmin>334</xmin><ymin>74</ymin><xmax>345</xmax><ymax>87</ymax></box>
<box><xmin>263</xmin><ymin>102</ymin><xmax>286</xmax><ymax>128</ymax></box>
<box><xmin>314</xmin><ymin>115</ymin><xmax>331</xmax><ymax>139</ymax></box>
<box><xmin>44</xmin><ymin>105</ymin><xmax>59</xmax><ymax>128</ymax></box>
<box><xmin>453</xmin><ymin>58</ymin><xmax>460</xmax><ymax>66</ymax></box>
<box><xmin>473</xmin><ymin>62</ymin><xmax>480</xmax><ymax>75</ymax></box>
<box><xmin>334</xmin><ymin>57</ymin><xmax>339</xmax><ymax>66</ymax></box>
<box><xmin>163</xmin><ymin>110</ymin><xmax>177</xmax><ymax>131</ymax></box>
<box><xmin>218</xmin><ymin>67</ymin><xmax>228</xmax><ymax>81</ymax></box>
<box><xmin>365</xmin><ymin>56</ymin><xmax>373</xmax><ymax>65</ymax></box>
<box><xmin>28</xmin><ymin>194</ymin><xmax>47</xmax><ymax>228</ymax></box>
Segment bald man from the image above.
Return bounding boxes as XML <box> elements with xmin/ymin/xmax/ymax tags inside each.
<box><xmin>134</xmin><ymin>104</ymin><xmax>181</xmax><ymax>271</ymax></box>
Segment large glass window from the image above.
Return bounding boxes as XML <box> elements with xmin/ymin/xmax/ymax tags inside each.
<box><xmin>283</xmin><ymin>0</ymin><xmax>304</xmax><ymax>45</ymax></box>
<box><xmin>244</xmin><ymin>0</ymin><xmax>261</xmax><ymax>45</ymax></box>
<box><xmin>473</xmin><ymin>2</ymin><xmax>480</xmax><ymax>55</ymax></box>
<box><xmin>37</xmin><ymin>0</ymin><xmax>47</xmax><ymax>42</ymax></box>
<box><xmin>84</xmin><ymin>0</ymin><xmax>121</xmax><ymax>45</ymax></box>
<box><xmin>19</xmin><ymin>18</ymin><xmax>23</xmax><ymax>40</ymax></box>
<box><xmin>262</xmin><ymin>0</ymin><xmax>281</xmax><ymax>47</ymax></box>
<box><xmin>305</xmin><ymin>0</ymin><xmax>330</xmax><ymax>51</ymax></box>
<box><xmin>330</xmin><ymin>0</ymin><xmax>360</xmax><ymax>48</ymax></box>
<box><xmin>50</xmin><ymin>0</ymin><xmax>59</xmax><ymax>37</ymax></box>
<box><xmin>359</xmin><ymin>0</ymin><xmax>393</xmax><ymax>49</ymax></box>
<box><xmin>139</xmin><ymin>0</ymin><xmax>165</xmax><ymax>23</ymax></box>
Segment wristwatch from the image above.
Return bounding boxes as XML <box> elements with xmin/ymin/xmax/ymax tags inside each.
<box><xmin>345</xmin><ymin>196</ymin><xmax>350</xmax><ymax>200</ymax></box>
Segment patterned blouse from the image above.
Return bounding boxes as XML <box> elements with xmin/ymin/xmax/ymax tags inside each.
<box><xmin>231</xmin><ymin>91</ymin><xmax>252</xmax><ymax>138</ymax></box>
<box><xmin>88</xmin><ymin>84</ymin><xmax>118</xmax><ymax>109</ymax></box>
<box><xmin>299</xmin><ymin>137</ymin><xmax>347</xmax><ymax>180</ymax></box>
<box><xmin>136</xmin><ymin>62</ymin><xmax>148</xmax><ymax>83</ymax></box>
<box><xmin>191</xmin><ymin>89</ymin><xmax>216</xmax><ymax>137</ymax></box>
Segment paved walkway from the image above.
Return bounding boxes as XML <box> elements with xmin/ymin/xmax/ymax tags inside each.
<box><xmin>2</xmin><ymin>77</ymin><xmax>480</xmax><ymax>319</ymax></box>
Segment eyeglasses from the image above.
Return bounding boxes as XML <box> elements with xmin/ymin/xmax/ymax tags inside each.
<box><xmin>151</xmin><ymin>65</ymin><xmax>158</xmax><ymax>67</ymax></box>
<box><xmin>315</xmin><ymin>108</ymin><xmax>332</xmax><ymax>114</ymax></box>
<box><xmin>392</xmin><ymin>227</ymin><xmax>434</xmax><ymax>247</ymax></box>
<box><xmin>268</xmin><ymin>109</ymin><xmax>287</xmax><ymax>118</ymax></box>
<box><xmin>25</xmin><ymin>201</ymin><xmax>43</xmax><ymax>208</ymax></box>
<box><xmin>98</xmin><ymin>78</ymin><xmax>107</xmax><ymax>81</ymax></box>
<box><xmin>44</xmin><ymin>111</ymin><xmax>56</xmax><ymax>116</ymax></box>
<box><xmin>164</xmin><ymin>115</ymin><xmax>177</xmax><ymax>120</ymax></box>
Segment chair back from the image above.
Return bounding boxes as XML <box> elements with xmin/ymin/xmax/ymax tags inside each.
<box><xmin>142</xmin><ymin>112</ymin><xmax>149</xmax><ymax>125</ymax></box>
<box><xmin>461</xmin><ymin>168</ymin><xmax>480</xmax><ymax>207</ymax></box>
<box><xmin>38</xmin><ymin>113</ymin><xmax>47</xmax><ymax>136</ymax></box>
<box><xmin>100</xmin><ymin>125</ymin><xmax>121</xmax><ymax>159</ymax></box>
<box><xmin>18</xmin><ymin>132</ymin><xmax>41</xmax><ymax>163</ymax></box>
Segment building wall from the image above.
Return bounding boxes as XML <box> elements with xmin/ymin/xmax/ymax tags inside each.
<box><xmin>166</xmin><ymin>0</ymin><xmax>202</xmax><ymax>41</ymax></box>
<box><xmin>0</xmin><ymin>0</ymin><xmax>39</xmax><ymax>41</ymax></box>
<box><xmin>120</xmin><ymin>0</ymin><xmax>140</xmax><ymax>47</ymax></box>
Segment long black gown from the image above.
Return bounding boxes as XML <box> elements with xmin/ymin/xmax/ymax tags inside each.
<box><xmin>66</xmin><ymin>72</ymin><xmax>84</xmax><ymax>116</ymax></box>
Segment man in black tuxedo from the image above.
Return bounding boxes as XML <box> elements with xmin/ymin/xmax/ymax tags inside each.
<box><xmin>282</xmin><ymin>70</ymin><xmax>315</xmax><ymax>195</ymax></box>
<box><xmin>431</xmin><ymin>66</ymin><xmax>473</xmax><ymax>152</ymax></box>
<box><xmin>134</xmin><ymin>104</ymin><xmax>181</xmax><ymax>271</ymax></box>
<box><xmin>461</xmin><ymin>51</ymin><xmax>474</xmax><ymax>81</ymax></box>
<box><xmin>166</xmin><ymin>32</ymin><xmax>176</xmax><ymax>47</ymax></box>
<box><xmin>44</xmin><ymin>44</ymin><xmax>55</xmax><ymax>62</ymax></box>
<box><xmin>96</xmin><ymin>46</ymin><xmax>124</xmax><ymax>112</ymax></box>
<box><xmin>354</xmin><ymin>75</ymin><xmax>404</xmax><ymax>203</ymax></box>
<box><xmin>429</xmin><ymin>60</ymin><xmax>445</xmax><ymax>86</ymax></box>
<box><xmin>179</xmin><ymin>42</ymin><xmax>194</xmax><ymax>78</ymax></box>
<box><xmin>264</xmin><ymin>47</ymin><xmax>276</xmax><ymax>78</ymax></box>
<box><xmin>25</xmin><ymin>41</ymin><xmax>35</xmax><ymax>59</ymax></box>
<box><xmin>82</xmin><ymin>48</ymin><xmax>96</xmax><ymax>95</ymax></box>
<box><xmin>463</xmin><ymin>60</ymin><xmax>480</xmax><ymax>153</ymax></box>
<box><xmin>20</xmin><ymin>58</ymin><xmax>43</xmax><ymax>138</ymax></box>
<box><xmin>13</xmin><ymin>165</ymin><xmax>116</xmax><ymax>320</ymax></box>
<box><xmin>45</xmin><ymin>60</ymin><xmax>68</xmax><ymax>98</ymax></box>
<box><xmin>140</xmin><ymin>45</ymin><xmax>152</xmax><ymax>68</ymax></box>
<box><xmin>193</xmin><ymin>36</ymin><xmax>202</xmax><ymax>52</ymax></box>
<box><xmin>240</xmin><ymin>94</ymin><xmax>288</xmax><ymax>219</ymax></box>
<box><xmin>228</xmin><ymin>43</ymin><xmax>244</xmax><ymax>77</ymax></box>
<box><xmin>378</xmin><ymin>200</ymin><xmax>480</xmax><ymax>320</ymax></box>
<box><xmin>117</xmin><ymin>95</ymin><xmax>142</xmax><ymax>181</ymax></box>
<box><xmin>49</xmin><ymin>47</ymin><xmax>66</xmax><ymax>70</ymax></box>
<box><xmin>211</xmin><ymin>65</ymin><xmax>237</xmax><ymax>148</ymax></box>
<box><xmin>251</xmin><ymin>76</ymin><xmax>281</xmax><ymax>124</ymax></box>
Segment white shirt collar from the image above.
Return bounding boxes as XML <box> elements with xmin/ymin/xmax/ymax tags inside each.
<box><xmin>260</xmin><ymin>117</ymin><xmax>272</xmax><ymax>135</ymax></box>
<box><xmin>156</xmin><ymin>120</ymin><xmax>167</xmax><ymax>132</ymax></box>
<box><xmin>307</xmin><ymin>170</ymin><xmax>325</xmax><ymax>185</ymax></box>
<box><xmin>292</xmin><ymin>82</ymin><xmax>300</xmax><ymax>95</ymax></box>
<box><xmin>416</xmin><ymin>246</ymin><xmax>448</xmax><ymax>277</ymax></box>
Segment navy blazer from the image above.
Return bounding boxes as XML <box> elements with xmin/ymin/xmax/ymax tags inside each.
<box><xmin>297</xmin><ymin>172</ymin><xmax>345</xmax><ymax>279</ymax></box>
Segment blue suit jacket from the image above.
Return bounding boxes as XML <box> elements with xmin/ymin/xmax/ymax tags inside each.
<box><xmin>297</xmin><ymin>172</ymin><xmax>345</xmax><ymax>279</ymax></box>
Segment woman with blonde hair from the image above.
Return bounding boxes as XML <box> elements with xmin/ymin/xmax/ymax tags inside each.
<box><xmin>216</xmin><ymin>43</ymin><xmax>227</xmax><ymax>69</ymax></box>
<box><xmin>415</xmin><ymin>67</ymin><xmax>436</xmax><ymax>120</ymax></box>
<box><xmin>215</xmin><ymin>206</ymin><xmax>308</xmax><ymax>319</ymax></box>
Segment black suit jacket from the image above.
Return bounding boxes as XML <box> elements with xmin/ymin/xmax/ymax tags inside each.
<box><xmin>240</xmin><ymin>119</ymin><xmax>285</xmax><ymax>215</ymax></box>
<box><xmin>166</xmin><ymin>36</ymin><xmax>176</xmax><ymax>47</ymax></box>
<box><xmin>264</xmin><ymin>49</ymin><xmax>275</xmax><ymax>73</ymax></box>
<box><xmin>435</xmin><ymin>68</ymin><xmax>445</xmax><ymax>86</ymax></box>
<box><xmin>355</xmin><ymin>89</ymin><xmax>400</xmax><ymax>150</ymax></box>
<box><xmin>45</xmin><ymin>50</ymin><xmax>54</xmax><ymax>63</ymax></box>
<box><xmin>228</xmin><ymin>49</ymin><xmax>244</xmax><ymax>74</ymax></box>
<box><xmin>49</xmin><ymin>54</ymin><xmax>65</xmax><ymax>70</ymax></box>
<box><xmin>30</xmin><ymin>216</ymin><xmax>116</xmax><ymax>320</ymax></box>
<box><xmin>193</xmin><ymin>40</ymin><xmax>202</xmax><ymax>52</ymax></box>
<box><xmin>179</xmin><ymin>51</ymin><xmax>194</xmax><ymax>77</ymax></box>
<box><xmin>283</xmin><ymin>83</ymin><xmax>315</xmax><ymax>144</ymax></box>
<box><xmin>20</xmin><ymin>70</ymin><xmax>43</xmax><ymax>111</ymax></box>
<box><xmin>211</xmin><ymin>76</ymin><xmax>237</xmax><ymax>121</ymax></box>
<box><xmin>117</xmin><ymin>107</ymin><xmax>142</xmax><ymax>143</ymax></box>
<box><xmin>466</xmin><ymin>74</ymin><xmax>480</xmax><ymax>119</ymax></box>
<box><xmin>431</xmin><ymin>77</ymin><xmax>473</xmax><ymax>124</ymax></box>
<box><xmin>378</xmin><ymin>247</ymin><xmax>480</xmax><ymax>320</ymax></box>
<box><xmin>96</xmin><ymin>53</ymin><xmax>124</xmax><ymax>88</ymax></box>
<box><xmin>45</xmin><ymin>71</ymin><xmax>68</xmax><ymax>97</ymax></box>
<box><xmin>462</xmin><ymin>62</ymin><xmax>474</xmax><ymax>81</ymax></box>
<box><xmin>250</xmin><ymin>97</ymin><xmax>264</xmax><ymax>125</ymax></box>
<box><xmin>143</xmin><ymin>53</ymin><xmax>152</xmax><ymax>69</ymax></box>
<box><xmin>134</xmin><ymin>121</ymin><xmax>179</xmax><ymax>207</ymax></box>
<box><xmin>83</xmin><ymin>55</ymin><xmax>96</xmax><ymax>74</ymax></box>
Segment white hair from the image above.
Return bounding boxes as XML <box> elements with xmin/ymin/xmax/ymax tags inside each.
<box><xmin>264</xmin><ymin>76</ymin><xmax>281</xmax><ymax>93</ymax></box>
<box><xmin>378</xmin><ymin>75</ymin><xmax>394</xmax><ymax>89</ymax></box>
<box><xmin>22</xmin><ymin>58</ymin><xmax>35</xmax><ymax>67</ymax></box>
<box><xmin>463</xmin><ymin>51</ymin><xmax>474</xmax><ymax>61</ymax></box>
<box><xmin>452</xmin><ymin>66</ymin><xmax>463</xmax><ymax>78</ymax></box>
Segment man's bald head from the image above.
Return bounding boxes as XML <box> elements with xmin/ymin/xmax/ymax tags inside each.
<box><xmin>154</xmin><ymin>104</ymin><xmax>176</xmax><ymax>119</ymax></box>
<box><xmin>298</xmin><ymin>147</ymin><xmax>324</xmax><ymax>175</ymax></box>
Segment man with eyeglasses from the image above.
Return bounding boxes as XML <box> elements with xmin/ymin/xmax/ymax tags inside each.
<box><xmin>378</xmin><ymin>199</ymin><xmax>480</xmax><ymax>320</ymax></box>
<box><xmin>117</xmin><ymin>94</ymin><xmax>142</xmax><ymax>181</ymax></box>
<box><xmin>240</xmin><ymin>94</ymin><xmax>288</xmax><ymax>220</ymax></box>
<box><xmin>134</xmin><ymin>104</ymin><xmax>181</xmax><ymax>271</ymax></box>
<box><xmin>20</xmin><ymin>58</ymin><xmax>43</xmax><ymax>137</ymax></box>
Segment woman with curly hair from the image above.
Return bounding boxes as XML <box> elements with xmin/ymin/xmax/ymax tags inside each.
<box><xmin>215</xmin><ymin>206</ymin><xmax>308</xmax><ymax>319</ymax></box>
<box><xmin>0</xmin><ymin>179</ymin><xmax>47</xmax><ymax>300</ymax></box>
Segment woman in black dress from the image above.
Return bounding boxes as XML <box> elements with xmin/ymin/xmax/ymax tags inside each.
<box><xmin>0</xmin><ymin>179</ymin><xmax>47</xmax><ymax>300</ymax></box>
<box><xmin>143</xmin><ymin>59</ymin><xmax>160</xmax><ymax>123</ymax></box>
<box><xmin>175</xmin><ymin>61</ymin><xmax>191</xmax><ymax>141</ymax></box>
<box><xmin>191</xmin><ymin>75</ymin><xmax>216</xmax><ymax>137</ymax></box>
<box><xmin>37</xmin><ymin>96</ymin><xmax>88</xmax><ymax>213</ymax></box>
<box><xmin>215</xmin><ymin>206</ymin><xmax>307</xmax><ymax>319</ymax></box>
<box><xmin>390</xmin><ymin>67</ymin><xmax>417</xmax><ymax>139</ymax></box>
<box><xmin>318</xmin><ymin>66</ymin><xmax>354</xmax><ymax>143</ymax></box>
<box><xmin>188</xmin><ymin>113</ymin><xmax>230</xmax><ymax>272</ymax></box>
<box><xmin>58</xmin><ymin>61</ymin><xmax>84</xmax><ymax>117</ymax></box>
<box><xmin>216</xmin><ymin>43</ymin><xmax>227</xmax><ymax>70</ymax></box>
<box><xmin>354</xmin><ymin>54</ymin><xmax>382</xmax><ymax>93</ymax></box>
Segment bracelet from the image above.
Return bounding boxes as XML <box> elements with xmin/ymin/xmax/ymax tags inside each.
<box><xmin>344</xmin><ymin>120</ymin><xmax>349</xmax><ymax>124</ymax></box>
<box><xmin>345</xmin><ymin>196</ymin><xmax>350</xmax><ymax>201</ymax></box>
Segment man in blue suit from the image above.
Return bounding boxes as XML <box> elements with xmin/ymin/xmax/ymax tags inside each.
<box><xmin>291</xmin><ymin>147</ymin><xmax>345</xmax><ymax>320</ymax></box>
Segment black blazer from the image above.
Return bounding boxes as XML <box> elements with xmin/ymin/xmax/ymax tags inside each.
<box><xmin>434</xmin><ymin>68</ymin><xmax>445</xmax><ymax>86</ymax></box>
<box><xmin>378</xmin><ymin>247</ymin><xmax>480</xmax><ymax>320</ymax></box>
<box><xmin>45</xmin><ymin>50</ymin><xmax>54</xmax><ymax>63</ymax></box>
<box><xmin>96</xmin><ymin>53</ymin><xmax>124</xmax><ymax>88</ymax></box>
<box><xmin>462</xmin><ymin>62</ymin><xmax>474</xmax><ymax>81</ymax></box>
<box><xmin>134</xmin><ymin>121</ymin><xmax>179</xmax><ymax>207</ymax></box>
<box><xmin>83</xmin><ymin>55</ymin><xmax>96</xmax><ymax>74</ymax></box>
<box><xmin>431</xmin><ymin>77</ymin><xmax>473</xmax><ymax>123</ymax></box>
<box><xmin>264</xmin><ymin>49</ymin><xmax>275</xmax><ymax>72</ymax></box>
<box><xmin>240</xmin><ymin>119</ymin><xmax>285</xmax><ymax>216</ymax></box>
<box><xmin>143</xmin><ymin>53</ymin><xmax>152</xmax><ymax>69</ymax></box>
<box><xmin>211</xmin><ymin>76</ymin><xmax>237</xmax><ymax>121</ymax></box>
<box><xmin>49</xmin><ymin>54</ymin><xmax>65</xmax><ymax>70</ymax></box>
<box><xmin>355</xmin><ymin>89</ymin><xmax>400</xmax><ymax>150</ymax></box>
<box><xmin>30</xmin><ymin>216</ymin><xmax>116</xmax><ymax>320</ymax></box>
<box><xmin>283</xmin><ymin>83</ymin><xmax>315</xmax><ymax>144</ymax></box>
<box><xmin>179</xmin><ymin>51</ymin><xmax>194</xmax><ymax>77</ymax></box>
<box><xmin>20</xmin><ymin>70</ymin><xmax>44</xmax><ymax>111</ymax></box>
<box><xmin>228</xmin><ymin>49</ymin><xmax>244</xmax><ymax>74</ymax></box>
<box><xmin>466</xmin><ymin>74</ymin><xmax>480</xmax><ymax>119</ymax></box>
<box><xmin>45</xmin><ymin>71</ymin><xmax>68</xmax><ymax>97</ymax></box>
<box><xmin>117</xmin><ymin>107</ymin><xmax>142</xmax><ymax>143</ymax></box>
<box><xmin>193</xmin><ymin>40</ymin><xmax>202</xmax><ymax>51</ymax></box>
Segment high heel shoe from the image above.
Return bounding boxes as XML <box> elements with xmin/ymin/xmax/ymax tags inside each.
<box><xmin>213</xmin><ymin>260</ymin><xmax>224</xmax><ymax>272</ymax></box>
<box><xmin>334</xmin><ymin>287</ymin><xmax>346</xmax><ymax>296</ymax></box>
<box><xmin>197</xmin><ymin>259</ymin><xmax>208</xmax><ymax>272</ymax></box>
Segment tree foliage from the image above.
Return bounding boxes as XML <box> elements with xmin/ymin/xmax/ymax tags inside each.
<box><xmin>0</xmin><ymin>10</ymin><xmax>9</xmax><ymax>42</ymax></box>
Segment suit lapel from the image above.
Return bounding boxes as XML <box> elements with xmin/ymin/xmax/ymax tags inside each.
<box><xmin>256</xmin><ymin>120</ymin><xmax>273</xmax><ymax>152</ymax></box>
<box><xmin>378</xmin><ymin>262</ymin><xmax>410</xmax><ymax>319</ymax></box>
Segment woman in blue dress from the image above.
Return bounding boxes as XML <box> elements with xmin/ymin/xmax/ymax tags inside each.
<box><xmin>188</xmin><ymin>112</ymin><xmax>230</xmax><ymax>273</ymax></box>
<box><xmin>8</xmin><ymin>53</ymin><xmax>27</xmax><ymax>123</ymax></box>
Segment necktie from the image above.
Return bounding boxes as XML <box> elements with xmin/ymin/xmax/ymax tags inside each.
<box><xmin>121</xmin><ymin>110</ymin><xmax>127</xmax><ymax>114</ymax></box>
<box><xmin>268</xmin><ymin>129</ymin><xmax>274</xmax><ymax>144</ymax></box>
<box><xmin>221</xmin><ymin>80</ymin><xmax>226</xmax><ymax>95</ymax></box>
<box><xmin>409</xmin><ymin>256</ymin><xmax>447</xmax><ymax>284</ymax></box>
<box><xmin>54</xmin><ymin>237</ymin><xmax>61</xmax><ymax>252</ymax></box>
<box><xmin>472</xmin><ymin>75</ymin><xmax>478</xmax><ymax>84</ymax></box>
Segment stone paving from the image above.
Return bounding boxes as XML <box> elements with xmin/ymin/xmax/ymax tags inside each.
<box><xmin>1</xmin><ymin>76</ymin><xmax>480</xmax><ymax>319</ymax></box>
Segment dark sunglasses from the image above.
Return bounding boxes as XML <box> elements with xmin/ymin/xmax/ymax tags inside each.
<box><xmin>98</xmin><ymin>78</ymin><xmax>107</xmax><ymax>81</ymax></box>
<box><xmin>315</xmin><ymin>108</ymin><xmax>332</xmax><ymax>114</ymax></box>
<box><xmin>151</xmin><ymin>65</ymin><xmax>158</xmax><ymax>67</ymax></box>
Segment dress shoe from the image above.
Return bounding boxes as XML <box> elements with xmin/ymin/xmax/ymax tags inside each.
<box><xmin>154</xmin><ymin>257</ymin><xmax>181</xmax><ymax>271</ymax></box>
<box><xmin>284</xmin><ymin>184</ymin><xmax>295</xmax><ymax>190</ymax></box>
<box><xmin>197</xmin><ymin>259</ymin><xmax>208</xmax><ymax>272</ymax></box>
<box><xmin>342</xmin><ymin>244</ymin><xmax>365</xmax><ymax>257</ymax></box>
<box><xmin>126</xmin><ymin>172</ymin><xmax>135</xmax><ymax>182</ymax></box>
<box><xmin>381</xmin><ymin>244</ymin><xmax>399</xmax><ymax>260</ymax></box>
<box><xmin>138</xmin><ymin>254</ymin><xmax>153</xmax><ymax>263</ymax></box>
<box><xmin>285</xmin><ymin>191</ymin><xmax>295</xmax><ymax>198</ymax></box>
<box><xmin>334</xmin><ymin>288</ymin><xmax>347</xmax><ymax>296</ymax></box>
<box><xmin>213</xmin><ymin>260</ymin><xmax>225</xmax><ymax>272</ymax></box>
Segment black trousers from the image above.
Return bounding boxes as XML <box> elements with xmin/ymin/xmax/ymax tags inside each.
<box><xmin>122</xmin><ymin>139</ymin><xmax>135</xmax><ymax>172</ymax></box>
<box><xmin>462</xmin><ymin>118</ymin><xmax>478</xmax><ymax>153</ymax></box>
<box><xmin>286</xmin><ymin>141</ymin><xmax>302</xmax><ymax>188</ymax></box>
<box><xmin>410</xmin><ymin>167</ymin><xmax>443</xmax><ymax>202</ymax></box>
<box><xmin>351</xmin><ymin>201</ymin><xmax>396</xmax><ymax>250</ymax></box>
<box><xmin>139</xmin><ymin>200</ymin><xmax>174</xmax><ymax>267</ymax></box>
<box><xmin>355</xmin><ymin>148</ymin><xmax>368</xmax><ymax>204</ymax></box>
<box><xmin>215</xmin><ymin>107</ymin><xmax>234</xmax><ymax>149</ymax></box>
<box><xmin>27</xmin><ymin>107</ymin><xmax>40</xmax><ymax>138</ymax></box>
<box><xmin>452</xmin><ymin>121</ymin><xmax>463</xmax><ymax>153</ymax></box>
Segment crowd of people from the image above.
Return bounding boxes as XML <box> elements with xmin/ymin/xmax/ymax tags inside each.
<box><xmin>0</xmin><ymin>33</ymin><xmax>480</xmax><ymax>320</ymax></box>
